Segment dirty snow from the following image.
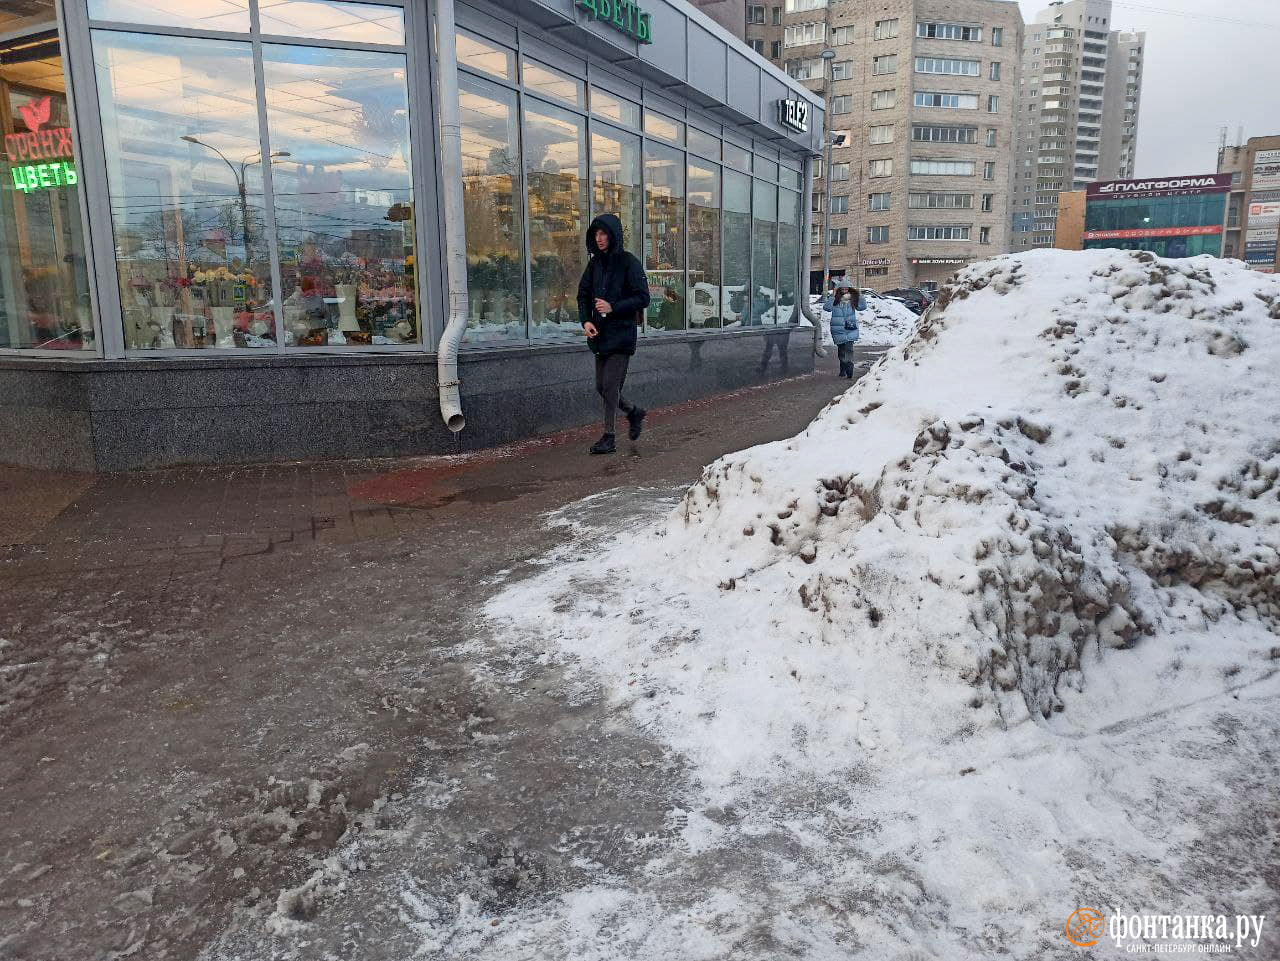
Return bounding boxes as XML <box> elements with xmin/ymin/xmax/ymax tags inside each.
<box><xmin>452</xmin><ymin>250</ymin><xmax>1280</xmax><ymax>959</ymax></box>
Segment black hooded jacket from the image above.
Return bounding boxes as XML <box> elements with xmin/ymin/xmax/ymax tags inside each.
<box><xmin>577</xmin><ymin>213</ymin><xmax>650</xmax><ymax>357</ymax></box>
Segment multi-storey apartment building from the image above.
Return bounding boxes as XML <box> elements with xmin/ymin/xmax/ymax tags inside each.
<box><xmin>1011</xmin><ymin>0</ymin><xmax>1145</xmax><ymax>251</ymax></box>
<box><xmin>750</xmin><ymin>0</ymin><xmax>1023</xmax><ymax>293</ymax></box>
<box><xmin>1218</xmin><ymin>134</ymin><xmax>1280</xmax><ymax>273</ymax></box>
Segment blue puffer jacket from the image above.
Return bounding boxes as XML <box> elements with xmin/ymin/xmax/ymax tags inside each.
<box><xmin>823</xmin><ymin>291</ymin><xmax>862</xmax><ymax>345</ymax></box>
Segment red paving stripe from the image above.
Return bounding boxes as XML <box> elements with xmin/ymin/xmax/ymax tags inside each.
<box><xmin>347</xmin><ymin>373</ymin><xmax>819</xmax><ymax>506</ymax></box>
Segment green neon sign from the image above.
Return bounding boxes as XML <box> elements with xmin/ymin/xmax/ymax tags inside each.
<box><xmin>9</xmin><ymin>160</ymin><xmax>77</xmax><ymax>193</ymax></box>
<box><xmin>576</xmin><ymin>0</ymin><xmax>652</xmax><ymax>44</ymax></box>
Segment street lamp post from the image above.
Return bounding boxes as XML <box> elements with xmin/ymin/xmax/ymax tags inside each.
<box><xmin>180</xmin><ymin>135</ymin><xmax>290</xmax><ymax>256</ymax></box>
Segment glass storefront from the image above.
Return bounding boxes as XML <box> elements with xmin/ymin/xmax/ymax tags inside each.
<box><xmin>1</xmin><ymin>15</ymin><xmax>93</xmax><ymax>350</ymax></box>
<box><xmin>0</xmin><ymin>0</ymin><xmax>811</xmax><ymax>358</ymax></box>
<box><xmin>90</xmin><ymin>0</ymin><xmax>417</xmax><ymax>349</ymax></box>
<box><xmin>1084</xmin><ymin>193</ymin><xmax>1227</xmax><ymax>258</ymax></box>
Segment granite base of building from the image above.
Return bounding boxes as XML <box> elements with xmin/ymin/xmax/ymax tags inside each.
<box><xmin>0</xmin><ymin>329</ymin><xmax>815</xmax><ymax>471</ymax></box>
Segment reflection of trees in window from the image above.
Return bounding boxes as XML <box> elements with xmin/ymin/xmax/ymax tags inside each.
<box><xmin>644</xmin><ymin>140</ymin><xmax>684</xmax><ymax>331</ymax></box>
<box><xmin>776</xmin><ymin>188</ymin><xmax>800</xmax><ymax>320</ymax></box>
<box><xmin>751</xmin><ymin>179</ymin><xmax>777</xmax><ymax>324</ymax></box>
<box><xmin>458</xmin><ymin>73</ymin><xmax>525</xmax><ymax>341</ymax></box>
<box><xmin>524</xmin><ymin>99</ymin><xmax>587</xmax><ymax>338</ymax></box>
<box><xmin>591</xmin><ymin>128</ymin><xmax>641</xmax><ymax>254</ymax></box>
<box><xmin>687</xmin><ymin>160</ymin><xmax>721</xmax><ymax>328</ymax></box>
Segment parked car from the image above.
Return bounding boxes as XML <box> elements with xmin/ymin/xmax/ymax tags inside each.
<box><xmin>880</xmin><ymin>287</ymin><xmax>934</xmax><ymax>315</ymax></box>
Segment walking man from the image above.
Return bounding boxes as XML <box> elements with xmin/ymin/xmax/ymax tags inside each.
<box><xmin>578</xmin><ymin>213</ymin><xmax>650</xmax><ymax>455</ymax></box>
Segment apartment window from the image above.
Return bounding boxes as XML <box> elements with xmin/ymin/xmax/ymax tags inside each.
<box><xmin>831</xmin><ymin>60</ymin><xmax>855</xmax><ymax>81</ymax></box>
<box><xmin>989</xmin><ymin>61</ymin><xmax>1001</xmax><ymax>80</ymax></box>
<box><xmin>813</xmin><ymin>158</ymin><xmax>822</xmax><ymax>179</ymax></box>
<box><xmin>787</xmin><ymin>58</ymin><xmax>824</xmax><ymax>79</ymax></box>
<box><xmin>987</xmin><ymin>95</ymin><xmax>1000</xmax><ymax>113</ymax></box>
<box><xmin>786</xmin><ymin>0</ymin><xmax>829</xmax><ymax>9</ymax></box>
<box><xmin>869</xmin><ymin>124</ymin><xmax>895</xmax><ymax>144</ymax></box>
<box><xmin>871</xmin><ymin>89</ymin><xmax>896</xmax><ymax>110</ymax></box>
<box><xmin>867</xmin><ymin>226</ymin><xmax>890</xmax><ymax>244</ymax></box>
<box><xmin>868</xmin><ymin>192</ymin><xmax>891</xmax><ymax>211</ymax></box>
<box><xmin>992</xmin><ymin>26</ymin><xmax>1004</xmax><ymax>46</ymax></box>
<box><xmin>985</xmin><ymin>128</ymin><xmax>997</xmax><ymax>147</ymax></box>
<box><xmin>916</xmin><ymin>22</ymin><xmax>982</xmax><ymax>42</ymax></box>
<box><xmin>771</xmin><ymin>40</ymin><xmax>781</xmax><ymax>58</ymax></box>
<box><xmin>812</xmin><ymin>192</ymin><xmax>824</xmax><ymax>212</ymax></box>
<box><xmin>830</xmin><ymin>194</ymin><xmax>849</xmax><ymax>214</ymax></box>
<box><xmin>911</xmin><ymin>159</ymin><xmax>975</xmax><ymax>176</ymax></box>
<box><xmin>866</xmin><ymin>267</ymin><xmax>889</xmax><ymax>278</ymax></box>
<box><xmin>748</xmin><ymin>38</ymin><xmax>764</xmax><ymax>54</ymax></box>
<box><xmin>831</xmin><ymin>95</ymin><xmax>853</xmax><ymax>114</ymax></box>
<box><xmin>908</xmin><ymin>192</ymin><xmax>972</xmax><ymax>209</ymax></box>
<box><xmin>873</xmin><ymin>18</ymin><xmax>899</xmax><ymax>40</ymax></box>
<box><xmin>784</xmin><ymin>22</ymin><xmax>824</xmax><ymax>46</ymax></box>
<box><xmin>980</xmin><ymin>226</ymin><xmax>991</xmax><ymax>244</ymax></box>
<box><xmin>830</xmin><ymin>162</ymin><xmax>850</xmax><ymax>181</ymax></box>
<box><xmin>908</xmin><ymin>225</ymin><xmax>971</xmax><ymax>240</ymax></box>
<box><xmin>914</xmin><ymin>92</ymin><xmax>979</xmax><ymax>109</ymax></box>
<box><xmin>747</xmin><ymin>5</ymin><xmax>766</xmax><ymax>24</ymax></box>
<box><xmin>830</xmin><ymin>227</ymin><xmax>848</xmax><ymax>245</ymax></box>
<box><xmin>772</xmin><ymin>6</ymin><xmax>782</xmax><ymax>25</ymax></box>
<box><xmin>831</xmin><ymin>26</ymin><xmax>855</xmax><ymax>44</ymax></box>
<box><xmin>983</xmin><ymin>161</ymin><xmax>996</xmax><ymax>180</ymax></box>
<box><xmin>872</xmin><ymin>54</ymin><xmax>897</xmax><ymax>75</ymax></box>
<box><xmin>981</xmin><ymin>193</ymin><xmax>993</xmax><ymax>211</ymax></box>
<box><xmin>912</xmin><ymin>124</ymin><xmax>977</xmax><ymax>143</ymax></box>
<box><xmin>914</xmin><ymin>57</ymin><xmax>980</xmax><ymax>76</ymax></box>
<box><xmin>869</xmin><ymin>158</ymin><xmax>893</xmax><ymax>178</ymax></box>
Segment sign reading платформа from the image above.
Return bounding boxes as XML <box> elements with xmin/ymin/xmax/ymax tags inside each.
<box><xmin>576</xmin><ymin>0</ymin><xmax>652</xmax><ymax>44</ymax></box>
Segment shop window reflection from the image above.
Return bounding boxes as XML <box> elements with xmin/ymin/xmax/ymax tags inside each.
<box><xmin>94</xmin><ymin>31</ymin><xmax>275</xmax><ymax>349</ymax></box>
<box><xmin>751</xmin><ymin>179</ymin><xmax>777</xmax><ymax>325</ymax></box>
<box><xmin>0</xmin><ymin>31</ymin><xmax>93</xmax><ymax>350</ymax></box>
<box><xmin>776</xmin><ymin>188</ymin><xmax>800</xmax><ymax>325</ymax></box>
<box><xmin>644</xmin><ymin>139</ymin><xmax>684</xmax><ymax>332</ymax></box>
<box><xmin>525</xmin><ymin>99</ymin><xmax>587</xmax><ymax>339</ymax></box>
<box><xmin>262</xmin><ymin>44</ymin><xmax>418</xmax><ymax>347</ymax></box>
<box><xmin>257</xmin><ymin>0</ymin><xmax>404</xmax><ymax>45</ymax></box>
<box><xmin>88</xmin><ymin>0</ymin><xmax>251</xmax><ymax>33</ymax></box>
<box><xmin>721</xmin><ymin>168</ymin><xmax>751</xmax><ymax>328</ymax></box>
<box><xmin>687</xmin><ymin>159</ymin><xmax>721</xmax><ymax>329</ymax></box>
<box><xmin>458</xmin><ymin>73</ymin><xmax>526</xmax><ymax>343</ymax></box>
<box><xmin>591</xmin><ymin>126</ymin><xmax>641</xmax><ymax>263</ymax></box>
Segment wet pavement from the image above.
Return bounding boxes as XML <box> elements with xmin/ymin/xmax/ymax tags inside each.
<box><xmin>0</xmin><ymin>349</ymin><xmax>884</xmax><ymax>961</ymax></box>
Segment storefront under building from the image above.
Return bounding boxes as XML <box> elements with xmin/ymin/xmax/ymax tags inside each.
<box><xmin>1081</xmin><ymin>174</ymin><xmax>1232</xmax><ymax>259</ymax></box>
<box><xmin>0</xmin><ymin>0</ymin><xmax>822</xmax><ymax>469</ymax></box>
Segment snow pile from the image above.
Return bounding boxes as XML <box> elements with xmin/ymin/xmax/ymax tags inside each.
<box><xmin>468</xmin><ymin>249</ymin><xmax>1280</xmax><ymax>957</ymax></box>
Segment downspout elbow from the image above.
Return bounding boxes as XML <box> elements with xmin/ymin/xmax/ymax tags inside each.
<box><xmin>436</xmin><ymin>0</ymin><xmax>468</xmax><ymax>433</ymax></box>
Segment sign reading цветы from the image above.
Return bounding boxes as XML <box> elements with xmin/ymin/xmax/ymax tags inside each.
<box><xmin>576</xmin><ymin>0</ymin><xmax>652</xmax><ymax>44</ymax></box>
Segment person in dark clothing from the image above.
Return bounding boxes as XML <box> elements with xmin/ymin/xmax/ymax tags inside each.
<box><xmin>577</xmin><ymin>213</ymin><xmax>651</xmax><ymax>455</ymax></box>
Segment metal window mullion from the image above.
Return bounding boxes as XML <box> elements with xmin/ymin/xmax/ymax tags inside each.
<box><xmin>248</xmin><ymin>2</ymin><xmax>286</xmax><ymax>353</ymax></box>
<box><xmin>515</xmin><ymin>90</ymin><xmax>534</xmax><ymax>343</ymax></box>
<box><xmin>60</xmin><ymin>0</ymin><xmax>122</xmax><ymax>358</ymax></box>
<box><xmin>0</xmin><ymin>20</ymin><xmax>58</xmax><ymax>44</ymax></box>
<box><xmin>680</xmin><ymin>148</ymin><xmax>688</xmax><ymax>332</ymax></box>
<box><xmin>406</xmin><ymin>0</ymin><xmax>438</xmax><ymax>351</ymax></box>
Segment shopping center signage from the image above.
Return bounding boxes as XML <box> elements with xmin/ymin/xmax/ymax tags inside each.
<box><xmin>777</xmin><ymin>98</ymin><xmax>809</xmax><ymax>134</ymax></box>
<box><xmin>1086</xmin><ymin>173</ymin><xmax>1233</xmax><ymax>200</ymax></box>
<box><xmin>576</xmin><ymin>0</ymin><xmax>652</xmax><ymax>44</ymax></box>
<box><xmin>1083</xmin><ymin>225</ymin><xmax>1223</xmax><ymax>241</ymax></box>
<box><xmin>3</xmin><ymin>95</ymin><xmax>77</xmax><ymax>194</ymax></box>
<box><xmin>1248</xmin><ymin>201</ymin><xmax>1280</xmax><ymax>227</ymax></box>
<box><xmin>1252</xmin><ymin>149</ymin><xmax>1280</xmax><ymax>191</ymax></box>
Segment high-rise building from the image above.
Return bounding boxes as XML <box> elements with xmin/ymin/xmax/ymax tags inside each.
<box><xmin>751</xmin><ymin>0</ymin><xmax>1024</xmax><ymax>293</ymax></box>
<box><xmin>689</xmin><ymin>0</ymin><xmax>746</xmax><ymax>38</ymax></box>
<box><xmin>1218</xmin><ymin>134</ymin><xmax>1280</xmax><ymax>273</ymax></box>
<box><xmin>1011</xmin><ymin>0</ymin><xmax>1145</xmax><ymax>251</ymax></box>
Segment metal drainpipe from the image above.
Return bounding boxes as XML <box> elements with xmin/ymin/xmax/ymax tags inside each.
<box><xmin>799</xmin><ymin>153</ymin><xmax>828</xmax><ymax>358</ymax></box>
<box><xmin>435</xmin><ymin>0</ymin><xmax>467</xmax><ymax>433</ymax></box>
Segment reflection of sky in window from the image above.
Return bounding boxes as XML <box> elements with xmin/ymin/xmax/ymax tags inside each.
<box><xmin>687</xmin><ymin>162</ymin><xmax>719</xmax><ymax>207</ymax></box>
<box><xmin>263</xmin><ymin>45</ymin><xmax>410</xmax><ymax>192</ymax></box>
<box><xmin>590</xmin><ymin>131</ymin><xmax>638</xmax><ymax>184</ymax></box>
<box><xmin>258</xmin><ymin>0</ymin><xmax>404</xmax><ymax>44</ymax></box>
<box><xmin>522</xmin><ymin>58</ymin><xmax>583</xmax><ymax>109</ymax></box>
<box><xmin>458</xmin><ymin>84</ymin><xmax>517</xmax><ymax>177</ymax></box>
<box><xmin>89</xmin><ymin>0</ymin><xmax>250</xmax><ymax>32</ymax></box>
<box><xmin>590</xmin><ymin>87</ymin><xmax>639</xmax><ymax>127</ymax></box>
<box><xmin>457</xmin><ymin>33</ymin><xmax>513</xmax><ymax>82</ymax></box>
<box><xmin>523</xmin><ymin>102</ymin><xmax>583</xmax><ymax>175</ymax></box>
<box><xmin>644</xmin><ymin>142</ymin><xmax>682</xmax><ymax>198</ymax></box>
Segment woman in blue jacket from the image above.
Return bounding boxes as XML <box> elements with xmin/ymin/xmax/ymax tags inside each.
<box><xmin>823</xmin><ymin>285</ymin><xmax>862</xmax><ymax>379</ymax></box>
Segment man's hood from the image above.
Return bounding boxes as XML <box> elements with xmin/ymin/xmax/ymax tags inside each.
<box><xmin>586</xmin><ymin>213</ymin><xmax>625</xmax><ymax>257</ymax></box>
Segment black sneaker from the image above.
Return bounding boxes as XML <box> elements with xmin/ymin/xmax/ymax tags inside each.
<box><xmin>626</xmin><ymin>406</ymin><xmax>646</xmax><ymax>441</ymax></box>
<box><xmin>589</xmin><ymin>433</ymin><xmax>616</xmax><ymax>455</ymax></box>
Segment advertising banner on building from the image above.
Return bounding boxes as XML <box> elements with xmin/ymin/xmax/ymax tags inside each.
<box><xmin>1253</xmin><ymin>149</ymin><xmax>1280</xmax><ymax>191</ymax></box>
<box><xmin>1246</xmin><ymin>225</ymin><xmax>1278</xmax><ymax>244</ymax></box>
<box><xmin>1082</xmin><ymin>225</ymin><xmax>1223</xmax><ymax>241</ymax></box>
<box><xmin>1248</xmin><ymin>201</ymin><xmax>1280</xmax><ymax>227</ymax></box>
<box><xmin>1086</xmin><ymin>173</ymin><xmax>1233</xmax><ymax>200</ymax></box>
<box><xmin>1245</xmin><ymin>241</ymin><xmax>1276</xmax><ymax>261</ymax></box>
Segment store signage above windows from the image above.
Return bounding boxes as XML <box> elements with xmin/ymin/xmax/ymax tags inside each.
<box><xmin>778</xmin><ymin>98</ymin><xmax>809</xmax><ymax>133</ymax></box>
<box><xmin>910</xmin><ymin>258</ymin><xmax>967</xmax><ymax>265</ymax></box>
<box><xmin>3</xmin><ymin>97</ymin><xmax>78</xmax><ymax>194</ymax></box>
<box><xmin>576</xmin><ymin>0</ymin><xmax>652</xmax><ymax>44</ymax></box>
<box><xmin>1086</xmin><ymin>173</ymin><xmax>1232</xmax><ymax>200</ymax></box>
<box><xmin>1083</xmin><ymin>225</ymin><xmax>1223</xmax><ymax>241</ymax></box>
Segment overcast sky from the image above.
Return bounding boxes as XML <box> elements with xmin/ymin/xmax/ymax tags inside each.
<box><xmin>1016</xmin><ymin>0</ymin><xmax>1279</xmax><ymax>177</ymax></box>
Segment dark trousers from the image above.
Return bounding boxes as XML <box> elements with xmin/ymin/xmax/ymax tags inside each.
<box><xmin>837</xmin><ymin>341</ymin><xmax>855</xmax><ymax>373</ymax></box>
<box><xmin>595</xmin><ymin>353</ymin><xmax>634</xmax><ymax>434</ymax></box>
